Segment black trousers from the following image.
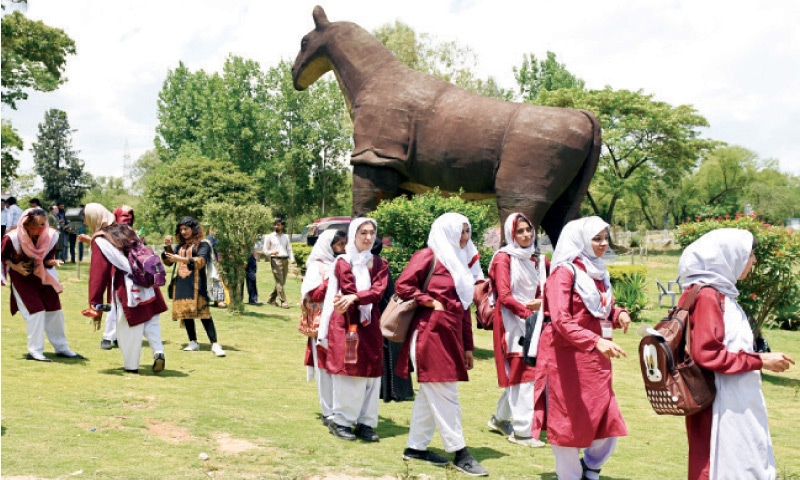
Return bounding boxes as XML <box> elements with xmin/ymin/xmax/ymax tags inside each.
<box><xmin>184</xmin><ymin>318</ymin><xmax>217</xmax><ymax>343</ymax></box>
<box><xmin>246</xmin><ymin>275</ymin><xmax>258</xmax><ymax>303</ymax></box>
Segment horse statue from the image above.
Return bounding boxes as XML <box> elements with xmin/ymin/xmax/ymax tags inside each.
<box><xmin>292</xmin><ymin>6</ymin><xmax>600</xmax><ymax>243</ymax></box>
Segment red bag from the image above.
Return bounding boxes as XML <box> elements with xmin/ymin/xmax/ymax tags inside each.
<box><xmin>473</xmin><ymin>279</ymin><xmax>495</xmax><ymax>330</ymax></box>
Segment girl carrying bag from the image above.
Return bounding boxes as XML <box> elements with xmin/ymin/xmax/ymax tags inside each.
<box><xmin>380</xmin><ymin>257</ymin><xmax>436</xmax><ymax>343</ymax></box>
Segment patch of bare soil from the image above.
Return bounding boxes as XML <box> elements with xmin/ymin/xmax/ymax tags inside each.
<box><xmin>147</xmin><ymin>419</ymin><xmax>194</xmax><ymax>443</ymax></box>
<box><xmin>212</xmin><ymin>432</ymin><xmax>261</xmax><ymax>454</ymax></box>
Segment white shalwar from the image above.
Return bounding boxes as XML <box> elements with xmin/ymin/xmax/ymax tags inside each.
<box><xmin>13</xmin><ymin>287</ymin><xmax>71</xmax><ymax>357</ymax></box>
<box><xmin>710</xmin><ymin>296</ymin><xmax>775</xmax><ymax>480</ymax></box>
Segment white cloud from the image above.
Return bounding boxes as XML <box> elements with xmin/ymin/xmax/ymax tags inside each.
<box><xmin>3</xmin><ymin>0</ymin><xmax>798</xmax><ymax>187</ymax></box>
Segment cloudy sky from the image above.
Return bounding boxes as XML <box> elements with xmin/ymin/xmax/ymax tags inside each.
<box><xmin>4</xmin><ymin>0</ymin><xmax>799</xmax><ymax>184</ymax></box>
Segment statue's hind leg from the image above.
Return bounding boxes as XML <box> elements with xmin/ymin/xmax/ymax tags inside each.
<box><xmin>494</xmin><ymin>184</ymin><xmax>549</xmax><ymax>246</ymax></box>
<box><xmin>352</xmin><ymin>164</ymin><xmax>404</xmax><ymax>217</ymax></box>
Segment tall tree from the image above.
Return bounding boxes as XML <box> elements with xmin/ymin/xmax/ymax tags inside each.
<box><xmin>373</xmin><ymin>21</ymin><xmax>513</xmax><ymax>100</ymax></box>
<box><xmin>513</xmin><ymin>51</ymin><xmax>586</xmax><ymax>102</ymax></box>
<box><xmin>1</xmin><ymin>9</ymin><xmax>76</xmax><ymax>109</ymax></box>
<box><xmin>31</xmin><ymin>108</ymin><xmax>89</xmax><ymax>206</ymax></box>
<box><xmin>1</xmin><ymin>119</ymin><xmax>22</xmax><ymax>190</ymax></box>
<box><xmin>534</xmin><ymin>87</ymin><xmax>712</xmax><ymax>226</ymax></box>
<box><xmin>260</xmin><ymin>60</ymin><xmax>351</xmax><ymax>228</ymax></box>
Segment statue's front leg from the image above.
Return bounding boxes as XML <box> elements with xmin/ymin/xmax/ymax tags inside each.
<box><xmin>352</xmin><ymin>164</ymin><xmax>404</xmax><ymax>217</ymax></box>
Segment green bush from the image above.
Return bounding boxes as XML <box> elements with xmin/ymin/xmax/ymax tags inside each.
<box><xmin>676</xmin><ymin>216</ymin><xmax>800</xmax><ymax>333</ymax></box>
<box><xmin>613</xmin><ymin>272</ymin><xmax>647</xmax><ymax>321</ymax></box>
<box><xmin>292</xmin><ymin>242</ymin><xmax>312</xmax><ymax>275</ymax></box>
<box><xmin>204</xmin><ymin>202</ymin><xmax>272</xmax><ymax>313</ymax></box>
<box><xmin>372</xmin><ymin>189</ymin><xmax>492</xmax><ymax>276</ymax></box>
<box><xmin>608</xmin><ymin>265</ymin><xmax>648</xmax><ymax>284</ymax></box>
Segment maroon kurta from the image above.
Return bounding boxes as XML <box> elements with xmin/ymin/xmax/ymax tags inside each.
<box><xmin>2</xmin><ymin>235</ymin><xmax>61</xmax><ymax>315</ymax></box>
<box><xmin>489</xmin><ymin>252</ymin><xmax>549</xmax><ymax>387</ymax></box>
<box><xmin>543</xmin><ymin>258</ymin><xmax>628</xmax><ymax>447</ymax></box>
<box><xmin>395</xmin><ymin>248</ymin><xmax>475</xmax><ymax>383</ymax></box>
<box><xmin>323</xmin><ymin>255</ymin><xmax>388</xmax><ymax>378</ymax></box>
<box><xmin>89</xmin><ymin>241</ymin><xmax>168</xmax><ymax>327</ymax></box>
<box><xmin>304</xmin><ymin>281</ymin><xmax>328</xmax><ymax>368</ymax></box>
<box><xmin>683</xmin><ymin>286</ymin><xmax>763</xmax><ymax>480</ymax></box>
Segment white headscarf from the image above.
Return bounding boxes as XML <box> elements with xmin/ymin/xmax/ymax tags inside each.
<box><xmin>427</xmin><ymin>212</ymin><xmax>483</xmax><ymax>309</ymax></box>
<box><xmin>300</xmin><ymin>229</ymin><xmax>339</xmax><ymax>300</ymax></box>
<box><xmin>550</xmin><ymin>216</ymin><xmax>613</xmax><ymax>319</ymax></box>
<box><xmin>495</xmin><ymin>212</ymin><xmax>539</xmax><ymax>302</ymax></box>
<box><xmin>678</xmin><ymin>228</ymin><xmax>753</xmax><ymax>298</ymax></box>
<box><xmin>341</xmin><ymin>218</ymin><xmax>377</xmax><ymax>325</ymax></box>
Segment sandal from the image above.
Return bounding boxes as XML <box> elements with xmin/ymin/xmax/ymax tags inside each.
<box><xmin>280</xmin><ymin>303</ymin><xmax>290</xmax><ymax>309</ymax></box>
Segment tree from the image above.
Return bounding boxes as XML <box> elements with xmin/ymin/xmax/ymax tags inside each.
<box><xmin>1</xmin><ymin>9</ymin><xmax>76</xmax><ymax>109</ymax></box>
<box><xmin>373</xmin><ymin>21</ymin><xmax>513</xmax><ymax>100</ymax></box>
<box><xmin>203</xmin><ymin>202</ymin><xmax>272</xmax><ymax>313</ymax></box>
<box><xmin>141</xmin><ymin>153</ymin><xmax>258</xmax><ymax>224</ymax></box>
<box><xmin>1</xmin><ymin>119</ymin><xmax>22</xmax><ymax>189</ymax></box>
<box><xmin>513</xmin><ymin>51</ymin><xmax>585</xmax><ymax>102</ymax></box>
<box><xmin>31</xmin><ymin>108</ymin><xmax>89</xmax><ymax>206</ymax></box>
<box><xmin>534</xmin><ymin>87</ymin><xmax>712</xmax><ymax>226</ymax></box>
<box><xmin>154</xmin><ymin>57</ymin><xmax>352</xmax><ymax>231</ymax></box>
<box><xmin>81</xmin><ymin>176</ymin><xmax>138</xmax><ymax>215</ymax></box>
<box><xmin>260</xmin><ymin>60</ymin><xmax>352</xmax><ymax>230</ymax></box>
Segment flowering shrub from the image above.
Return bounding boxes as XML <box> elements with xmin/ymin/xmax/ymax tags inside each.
<box><xmin>676</xmin><ymin>216</ymin><xmax>800</xmax><ymax>332</ymax></box>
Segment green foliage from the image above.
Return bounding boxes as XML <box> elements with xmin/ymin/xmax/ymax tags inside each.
<box><xmin>81</xmin><ymin>176</ymin><xmax>138</xmax><ymax>213</ymax></box>
<box><xmin>478</xmin><ymin>247</ymin><xmax>494</xmax><ymax>278</ymax></box>
<box><xmin>372</xmin><ymin>189</ymin><xmax>492</xmax><ymax>275</ymax></box>
<box><xmin>534</xmin><ymin>87</ymin><xmax>713</xmax><ymax>227</ymax></box>
<box><xmin>373</xmin><ymin>21</ymin><xmax>514</xmax><ymax>100</ymax></box>
<box><xmin>30</xmin><ymin>108</ymin><xmax>90</xmax><ymax>206</ymax></box>
<box><xmin>677</xmin><ymin>216</ymin><xmax>800</xmax><ymax>333</ymax></box>
<box><xmin>379</xmin><ymin>246</ymin><xmax>413</xmax><ymax>280</ymax></box>
<box><xmin>613</xmin><ymin>272</ymin><xmax>648</xmax><ymax>321</ymax></box>
<box><xmin>608</xmin><ymin>265</ymin><xmax>648</xmax><ymax>284</ymax></box>
<box><xmin>141</xmin><ymin>153</ymin><xmax>257</xmax><ymax>225</ymax></box>
<box><xmin>1</xmin><ymin>10</ymin><xmax>76</xmax><ymax>109</ymax></box>
<box><xmin>1</xmin><ymin>119</ymin><xmax>22</xmax><ymax>189</ymax></box>
<box><xmin>203</xmin><ymin>202</ymin><xmax>272</xmax><ymax>313</ymax></box>
<box><xmin>154</xmin><ymin>57</ymin><xmax>352</xmax><ymax>229</ymax></box>
<box><xmin>292</xmin><ymin>242</ymin><xmax>311</xmax><ymax>275</ymax></box>
<box><xmin>513</xmin><ymin>51</ymin><xmax>585</xmax><ymax>102</ymax></box>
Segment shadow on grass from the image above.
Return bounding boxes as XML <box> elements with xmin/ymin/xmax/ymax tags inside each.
<box><xmin>538</xmin><ymin>472</ymin><xmax>630</xmax><ymax>480</ymax></box>
<box><xmin>1</xmin><ymin>425</ymin><xmax>6</xmax><ymax>436</ymax></box>
<box><xmin>99</xmin><ymin>367</ymin><xmax>189</xmax><ymax>378</ymax></box>
<box><xmin>763</xmin><ymin>372</ymin><xmax>800</xmax><ymax>389</ymax></box>
<box><xmin>472</xmin><ymin>346</ymin><xmax>495</xmax><ymax>361</ymax></box>
<box><xmin>376</xmin><ymin>414</ymin><xmax>410</xmax><ymax>439</ymax></box>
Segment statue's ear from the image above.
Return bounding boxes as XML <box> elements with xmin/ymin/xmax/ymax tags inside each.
<box><xmin>312</xmin><ymin>6</ymin><xmax>330</xmax><ymax>31</ymax></box>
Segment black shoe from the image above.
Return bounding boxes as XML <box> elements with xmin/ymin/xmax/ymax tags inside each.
<box><xmin>113</xmin><ymin>340</ymin><xmax>119</xmax><ymax>348</ymax></box>
<box><xmin>581</xmin><ymin>458</ymin><xmax>601</xmax><ymax>480</ymax></box>
<box><xmin>100</xmin><ymin>339</ymin><xmax>113</xmax><ymax>350</ymax></box>
<box><xmin>56</xmin><ymin>351</ymin><xmax>85</xmax><ymax>359</ymax></box>
<box><xmin>354</xmin><ymin>423</ymin><xmax>379</xmax><ymax>442</ymax></box>
<box><xmin>153</xmin><ymin>353</ymin><xmax>165</xmax><ymax>373</ymax></box>
<box><xmin>322</xmin><ymin>416</ymin><xmax>334</xmax><ymax>427</ymax></box>
<box><xmin>328</xmin><ymin>422</ymin><xmax>356</xmax><ymax>441</ymax></box>
<box><xmin>453</xmin><ymin>450</ymin><xmax>488</xmax><ymax>477</ymax></box>
<box><xmin>124</xmin><ymin>369</ymin><xmax>139</xmax><ymax>374</ymax></box>
<box><xmin>402</xmin><ymin>448</ymin><xmax>449</xmax><ymax>466</ymax></box>
<box><xmin>26</xmin><ymin>353</ymin><xmax>52</xmax><ymax>362</ymax></box>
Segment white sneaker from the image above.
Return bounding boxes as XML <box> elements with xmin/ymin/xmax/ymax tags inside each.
<box><xmin>183</xmin><ymin>341</ymin><xmax>200</xmax><ymax>351</ymax></box>
<box><xmin>211</xmin><ymin>343</ymin><xmax>226</xmax><ymax>357</ymax></box>
<box><xmin>508</xmin><ymin>434</ymin><xmax>546</xmax><ymax>448</ymax></box>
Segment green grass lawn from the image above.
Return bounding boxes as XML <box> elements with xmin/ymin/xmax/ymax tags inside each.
<box><xmin>2</xmin><ymin>253</ymin><xmax>799</xmax><ymax>479</ymax></box>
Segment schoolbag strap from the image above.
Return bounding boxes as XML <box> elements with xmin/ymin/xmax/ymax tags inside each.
<box><xmin>421</xmin><ymin>256</ymin><xmax>437</xmax><ymax>293</ymax></box>
<box><xmin>678</xmin><ymin>283</ymin><xmax>705</xmax><ymax>310</ymax></box>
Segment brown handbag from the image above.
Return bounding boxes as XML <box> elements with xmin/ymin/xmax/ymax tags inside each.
<box><xmin>297</xmin><ymin>298</ymin><xmax>323</xmax><ymax>337</ymax></box>
<box><xmin>380</xmin><ymin>257</ymin><xmax>436</xmax><ymax>343</ymax></box>
<box><xmin>473</xmin><ymin>279</ymin><xmax>495</xmax><ymax>330</ymax></box>
<box><xmin>638</xmin><ymin>284</ymin><xmax>717</xmax><ymax>416</ymax></box>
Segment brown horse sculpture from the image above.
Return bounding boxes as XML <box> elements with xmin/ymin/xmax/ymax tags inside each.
<box><xmin>292</xmin><ymin>6</ymin><xmax>600</xmax><ymax>243</ymax></box>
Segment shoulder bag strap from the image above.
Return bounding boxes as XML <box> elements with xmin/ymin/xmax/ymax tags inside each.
<box><xmin>681</xmin><ymin>283</ymin><xmax>710</xmax><ymax>355</ymax></box>
<box><xmin>421</xmin><ymin>256</ymin><xmax>437</xmax><ymax>292</ymax></box>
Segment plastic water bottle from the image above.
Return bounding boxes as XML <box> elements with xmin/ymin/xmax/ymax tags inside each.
<box><xmin>344</xmin><ymin>324</ymin><xmax>359</xmax><ymax>364</ymax></box>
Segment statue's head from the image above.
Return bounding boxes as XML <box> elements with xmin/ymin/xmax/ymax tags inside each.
<box><xmin>292</xmin><ymin>6</ymin><xmax>334</xmax><ymax>90</ymax></box>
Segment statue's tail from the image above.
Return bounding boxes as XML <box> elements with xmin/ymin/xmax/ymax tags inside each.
<box><xmin>540</xmin><ymin>110</ymin><xmax>601</xmax><ymax>244</ymax></box>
